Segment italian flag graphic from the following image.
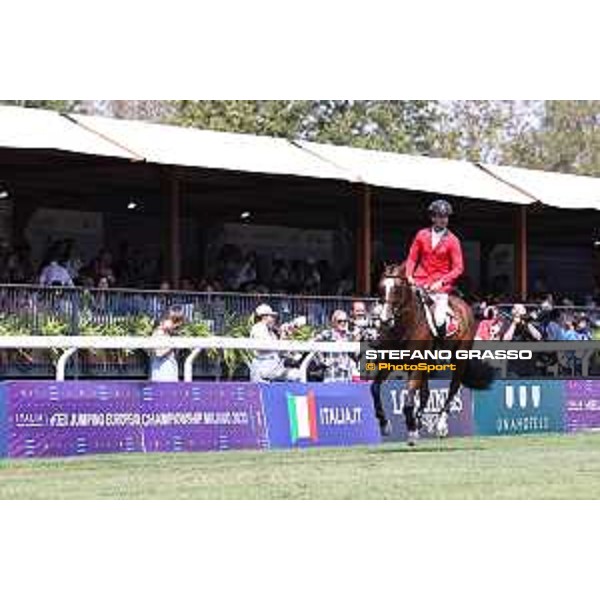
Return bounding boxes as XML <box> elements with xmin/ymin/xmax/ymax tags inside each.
<box><xmin>287</xmin><ymin>391</ymin><xmax>318</xmax><ymax>443</ymax></box>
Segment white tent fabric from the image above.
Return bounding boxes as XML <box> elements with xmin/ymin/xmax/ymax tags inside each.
<box><xmin>1</xmin><ymin>106</ymin><xmax>600</xmax><ymax>211</ymax></box>
<box><xmin>0</xmin><ymin>106</ymin><xmax>136</xmax><ymax>159</ymax></box>
<box><xmin>295</xmin><ymin>141</ymin><xmax>532</xmax><ymax>205</ymax></box>
<box><xmin>69</xmin><ymin>114</ymin><xmax>354</xmax><ymax>181</ymax></box>
<box><xmin>480</xmin><ymin>164</ymin><xmax>600</xmax><ymax>211</ymax></box>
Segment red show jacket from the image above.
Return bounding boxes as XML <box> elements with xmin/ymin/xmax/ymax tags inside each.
<box><xmin>405</xmin><ymin>228</ymin><xmax>464</xmax><ymax>293</ymax></box>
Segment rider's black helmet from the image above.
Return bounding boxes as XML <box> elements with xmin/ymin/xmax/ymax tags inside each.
<box><xmin>428</xmin><ymin>199</ymin><xmax>453</xmax><ymax>217</ymax></box>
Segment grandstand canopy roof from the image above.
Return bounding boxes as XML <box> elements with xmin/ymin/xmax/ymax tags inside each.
<box><xmin>1</xmin><ymin>105</ymin><xmax>599</xmax><ymax>210</ymax></box>
<box><xmin>0</xmin><ymin>106</ymin><xmax>136</xmax><ymax>160</ymax></box>
<box><xmin>295</xmin><ymin>140</ymin><xmax>531</xmax><ymax>205</ymax></box>
<box><xmin>480</xmin><ymin>164</ymin><xmax>600</xmax><ymax>211</ymax></box>
<box><xmin>68</xmin><ymin>114</ymin><xmax>354</xmax><ymax>181</ymax></box>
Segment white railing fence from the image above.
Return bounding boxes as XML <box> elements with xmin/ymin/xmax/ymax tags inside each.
<box><xmin>0</xmin><ymin>337</ymin><xmax>597</xmax><ymax>381</ymax></box>
<box><xmin>0</xmin><ymin>336</ymin><xmax>360</xmax><ymax>382</ymax></box>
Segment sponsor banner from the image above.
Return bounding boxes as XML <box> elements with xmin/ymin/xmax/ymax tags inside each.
<box><xmin>7</xmin><ymin>381</ymin><xmax>142</xmax><ymax>458</ymax></box>
<box><xmin>564</xmin><ymin>380</ymin><xmax>600</xmax><ymax>433</ymax></box>
<box><xmin>139</xmin><ymin>383</ymin><xmax>269</xmax><ymax>452</ymax></box>
<box><xmin>262</xmin><ymin>383</ymin><xmax>380</xmax><ymax>449</ymax></box>
<box><xmin>0</xmin><ymin>384</ymin><xmax>7</xmax><ymax>458</ymax></box>
<box><xmin>380</xmin><ymin>379</ymin><xmax>473</xmax><ymax>442</ymax></box>
<box><xmin>4</xmin><ymin>382</ymin><xmax>268</xmax><ymax>458</ymax></box>
<box><xmin>473</xmin><ymin>381</ymin><xmax>565</xmax><ymax>436</ymax></box>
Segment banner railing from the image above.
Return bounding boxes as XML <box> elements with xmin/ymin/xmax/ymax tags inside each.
<box><xmin>0</xmin><ymin>336</ymin><xmax>360</xmax><ymax>382</ymax></box>
<box><xmin>0</xmin><ymin>336</ymin><xmax>598</xmax><ymax>382</ymax></box>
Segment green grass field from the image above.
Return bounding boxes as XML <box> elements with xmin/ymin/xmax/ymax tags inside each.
<box><xmin>2</xmin><ymin>433</ymin><xmax>600</xmax><ymax>499</ymax></box>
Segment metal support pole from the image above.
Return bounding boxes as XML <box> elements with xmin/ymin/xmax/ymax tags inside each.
<box><xmin>184</xmin><ymin>348</ymin><xmax>202</xmax><ymax>382</ymax></box>
<box><xmin>56</xmin><ymin>347</ymin><xmax>77</xmax><ymax>381</ymax></box>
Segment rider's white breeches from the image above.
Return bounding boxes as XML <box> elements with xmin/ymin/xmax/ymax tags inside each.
<box><xmin>430</xmin><ymin>293</ymin><xmax>448</xmax><ymax>327</ymax></box>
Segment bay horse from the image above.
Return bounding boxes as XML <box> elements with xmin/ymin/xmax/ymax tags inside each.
<box><xmin>370</xmin><ymin>262</ymin><xmax>493</xmax><ymax>444</ymax></box>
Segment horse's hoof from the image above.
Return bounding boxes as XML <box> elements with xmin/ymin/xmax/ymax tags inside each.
<box><xmin>407</xmin><ymin>431</ymin><xmax>419</xmax><ymax>447</ymax></box>
<box><xmin>380</xmin><ymin>419</ymin><xmax>392</xmax><ymax>437</ymax></box>
<box><xmin>436</xmin><ymin>414</ymin><xmax>449</xmax><ymax>438</ymax></box>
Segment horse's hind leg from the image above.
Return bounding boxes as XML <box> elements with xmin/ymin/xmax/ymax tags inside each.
<box><xmin>437</xmin><ymin>362</ymin><xmax>464</xmax><ymax>438</ymax></box>
<box><xmin>416</xmin><ymin>374</ymin><xmax>430</xmax><ymax>432</ymax></box>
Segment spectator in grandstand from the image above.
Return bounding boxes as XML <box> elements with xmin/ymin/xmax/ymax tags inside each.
<box><xmin>114</xmin><ymin>241</ymin><xmax>134</xmax><ymax>287</ymax></box>
<box><xmin>317</xmin><ymin>259</ymin><xmax>334</xmax><ymax>294</ymax></box>
<box><xmin>95</xmin><ymin>249</ymin><xmax>116</xmax><ymax>286</ymax></box>
<box><xmin>4</xmin><ymin>243</ymin><xmax>33</xmax><ymax>284</ymax></box>
<box><xmin>501</xmin><ymin>304</ymin><xmax>542</xmax><ymax>342</ymax></box>
<box><xmin>288</xmin><ymin>259</ymin><xmax>306</xmax><ymax>294</ymax></box>
<box><xmin>501</xmin><ymin>304</ymin><xmax>542</xmax><ymax>377</ymax></box>
<box><xmin>60</xmin><ymin>238</ymin><xmax>83</xmax><ymax>281</ymax></box>
<box><xmin>349</xmin><ymin>301</ymin><xmax>378</xmax><ymax>342</ymax></box>
<box><xmin>314</xmin><ymin>310</ymin><xmax>356</xmax><ymax>382</ymax></box>
<box><xmin>475</xmin><ymin>306</ymin><xmax>503</xmax><ymax>341</ymax></box>
<box><xmin>576</xmin><ymin>315</ymin><xmax>593</xmax><ymax>340</ymax></box>
<box><xmin>180</xmin><ymin>278</ymin><xmax>196</xmax><ymax>292</ymax></box>
<box><xmin>336</xmin><ymin>268</ymin><xmax>354</xmax><ymax>296</ymax></box>
<box><xmin>39</xmin><ymin>254</ymin><xmax>74</xmax><ymax>287</ymax></box>
<box><xmin>304</xmin><ymin>258</ymin><xmax>322</xmax><ymax>295</ymax></box>
<box><xmin>249</xmin><ymin>304</ymin><xmax>301</xmax><ymax>383</ymax></box>
<box><xmin>270</xmin><ymin>256</ymin><xmax>290</xmax><ymax>292</ymax></box>
<box><xmin>199</xmin><ymin>278</ymin><xmax>222</xmax><ymax>292</ymax></box>
<box><xmin>236</xmin><ymin>251</ymin><xmax>259</xmax><ymax>290</ymax></box>
<box><xmin>150</xmin><ymin>307</ymin><xmax>185</xmax><ymax>382</ymax></box>
<box><xmin>544</xmin><ymin>309</ymin><xmax>565</xmax><ymax>341</ymax></box>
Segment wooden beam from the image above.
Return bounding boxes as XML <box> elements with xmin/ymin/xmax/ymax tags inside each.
<box><xmin>356</xmin><ymin>184</ymin><xmax>372</xmax><ymax>295</ymax></box>
<box><xmin>170</xmin><ymin>170</ymin><xmax>181</xmax><ymax>288</ymax></box>
<box><xmin>516</xmin><ymin>205</ymin><xmax>528</xmax><ymax>301</ymax></box>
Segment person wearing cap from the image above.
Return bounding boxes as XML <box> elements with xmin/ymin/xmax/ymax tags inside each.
<box><xmin>405</xmin><ymin>199</ymin><xmax>464</xmax><ymax>337</ymax></box>
<box><xmin>249</xmin><ymin>304</ymin><xmax>300</xmax><ymax>382</ymax></box>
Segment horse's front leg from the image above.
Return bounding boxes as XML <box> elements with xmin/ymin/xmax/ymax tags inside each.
<box><xmin>404</xmin><ymin>375</ymin><xmax>422</xmax><ymax>446</ymax></box>
<box><xmin>371</xmin><ymin>368</ymin><xmax>392</xmax><ymax>436</ymax></box>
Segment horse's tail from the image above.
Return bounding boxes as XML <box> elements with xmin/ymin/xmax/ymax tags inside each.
<box><xmin>461</xmin><ymin>358</ymin><xmax>495</xmax><ymax>390</ymax></box>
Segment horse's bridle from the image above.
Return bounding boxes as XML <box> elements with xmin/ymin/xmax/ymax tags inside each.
<box><xmin>380</xmin><ymin>273</ymin><xmax>428</xmax><ymax>328</ymax></box>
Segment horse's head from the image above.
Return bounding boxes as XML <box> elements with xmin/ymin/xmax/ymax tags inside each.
<box><xmin>378</xmin><ymin>262</ymin><xmax>412</xmax><ymax>325</ymax></box>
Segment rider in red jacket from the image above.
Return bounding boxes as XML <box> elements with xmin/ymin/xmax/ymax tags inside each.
<box><xmin>405</xmin><ymin>199</ymin><xmax>464</xmax><ymax>337</ymax></box>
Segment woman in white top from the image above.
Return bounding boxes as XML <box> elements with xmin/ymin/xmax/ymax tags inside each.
<box><xmin>150</xmin><ymin>308</ymin><xmax>184</xmax><ymax>382</ymax></box>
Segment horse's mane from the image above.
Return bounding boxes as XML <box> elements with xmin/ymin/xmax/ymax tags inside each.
<box><xmin>383</xmin><ymin>261</ymin><xmax>408</xmax><ymax>281</ymax></box>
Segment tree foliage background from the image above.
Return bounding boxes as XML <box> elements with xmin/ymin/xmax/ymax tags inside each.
<box><xmin>2</xmin><ymin>100</ymin><xmax>599</xmax><ymax>176</ymax></box>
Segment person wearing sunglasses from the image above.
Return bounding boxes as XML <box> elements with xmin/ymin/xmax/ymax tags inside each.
<box><xmin>313</xmin><ymin>310</ymin><xmax>356</xmax><ymax>382</ymax></box>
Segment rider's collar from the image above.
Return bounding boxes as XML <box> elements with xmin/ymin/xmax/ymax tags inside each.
<box><xmin>432</xmin><ymin>226</ymin><xmax>447</xmax><ymax>234</ymax></box>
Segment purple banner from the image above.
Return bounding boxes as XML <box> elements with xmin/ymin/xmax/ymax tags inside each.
<box><xmin>8</xmin><ymin>382</ymin><xmax>142</xmax><ymax>458</ymax></box>
<box><xmin>5</xmin><ymin>382</ymin><xmax>268</xmax><ymax>458</ymax></box>
<box><xmin>261</xmin><ymin>382</ymin><xmax>381</xmax><ymax>448</ymax></box>
<box><xmin>564</xmin><ymin>380</ymin><xmax>600</xmax><ymax>433</ymax></box>
<box><xmin>139</xmin><ymin>383</ymin><xmax>269</xmax><ymax>452</ymax></box>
